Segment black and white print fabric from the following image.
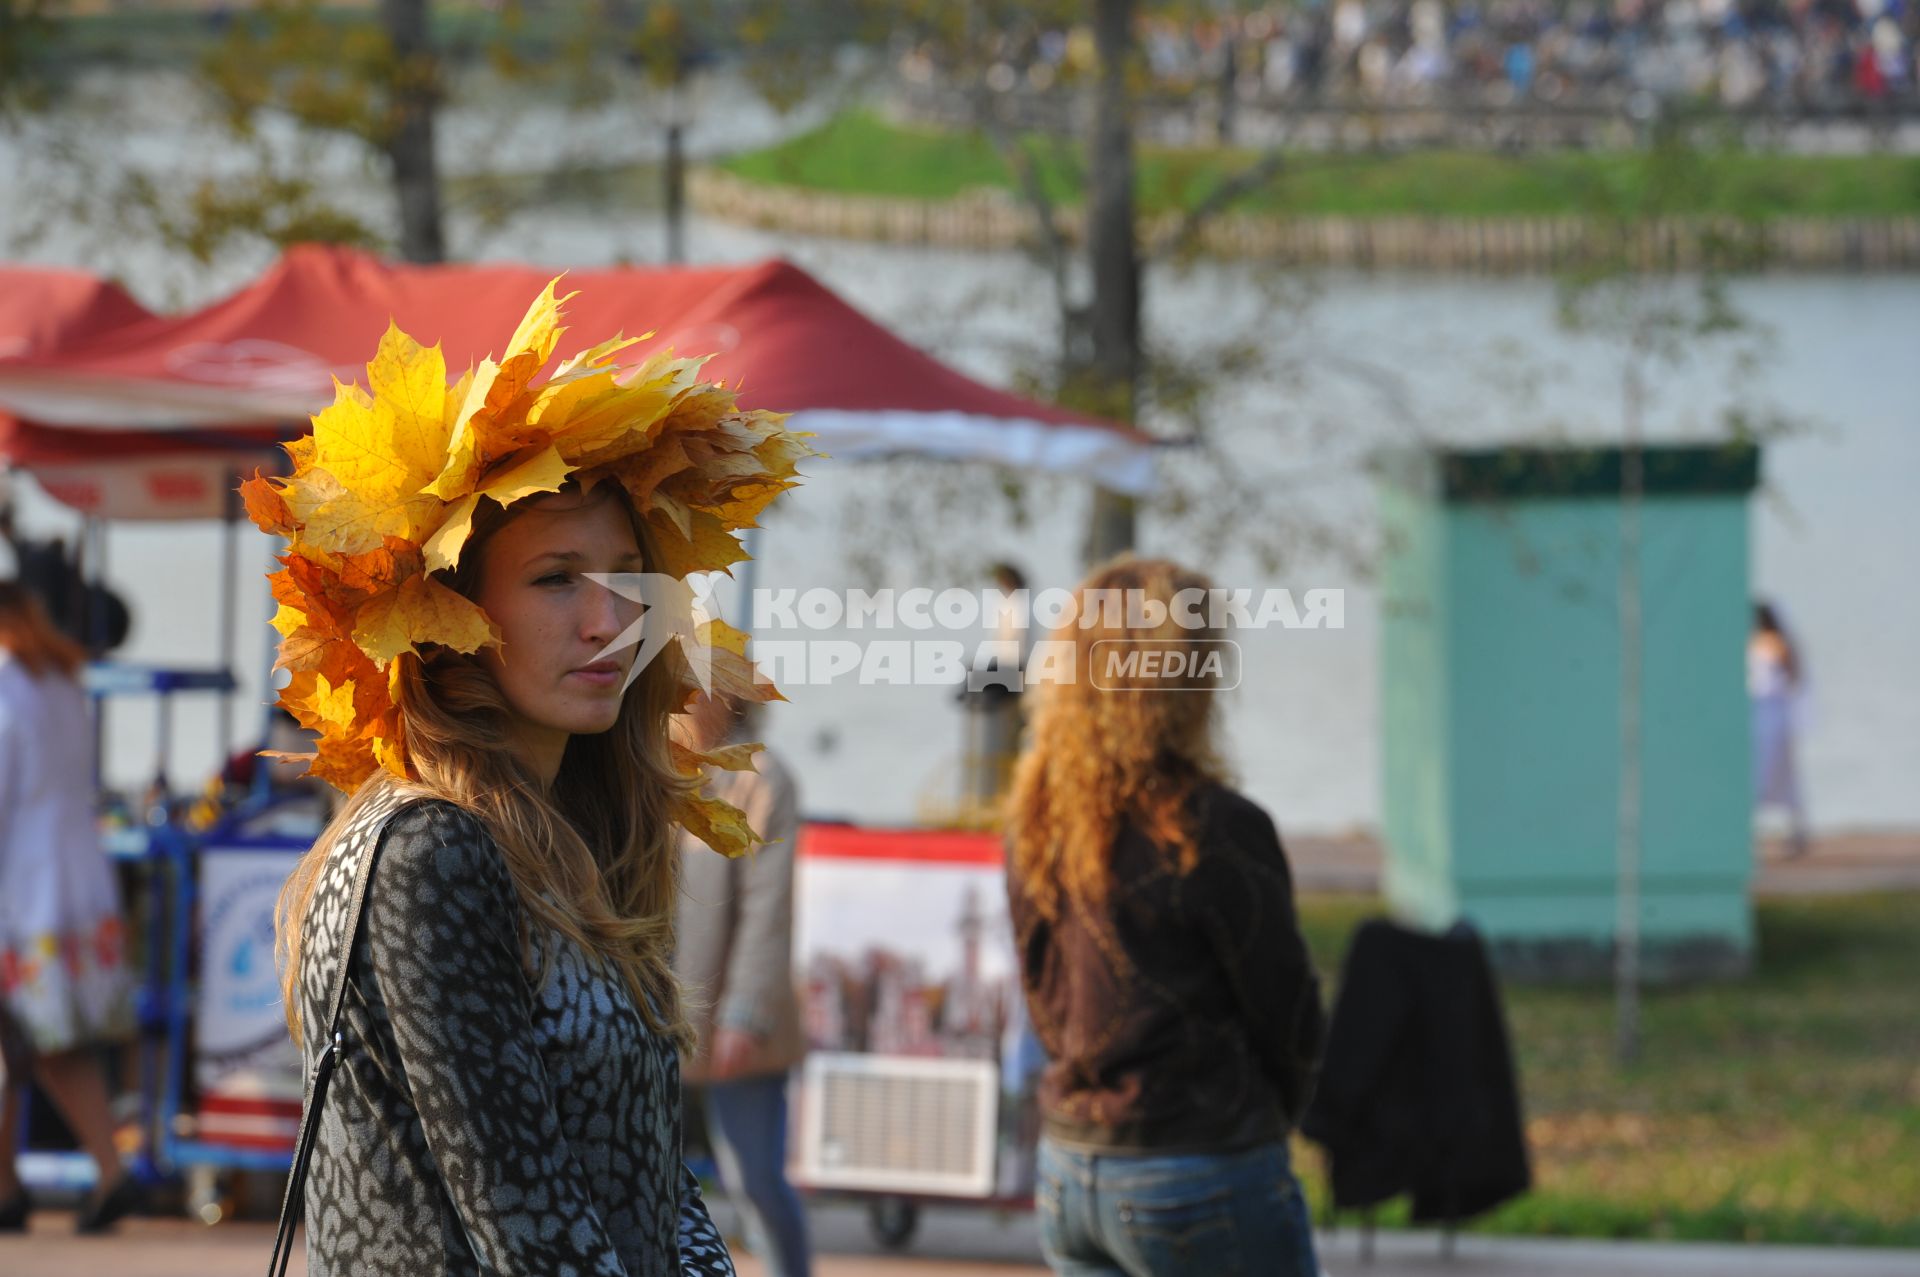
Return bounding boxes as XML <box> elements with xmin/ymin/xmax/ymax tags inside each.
<box><xmin>296</xmin><ymin>788</ymin><xmax>735</xmax><ymax>1276</ymax></box>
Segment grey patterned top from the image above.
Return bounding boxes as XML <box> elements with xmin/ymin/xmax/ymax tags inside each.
<box><xmin>296</xmin><ymin>786</ymin><xmax>735</xmax><ymax>1277</ymax></box>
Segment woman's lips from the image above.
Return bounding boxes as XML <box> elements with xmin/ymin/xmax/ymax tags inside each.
<box><xmin>570</xmin><ymin>662</ymin><xmax>623</xmax><ymax>687</ymax></box>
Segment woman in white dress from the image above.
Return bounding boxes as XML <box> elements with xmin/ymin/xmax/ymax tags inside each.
<box><xmin>0</xmin><ymin>581</ymin><xmax>140</xmax><ymax>1233</ymax></box>
<box><xmin>1749</xmin><ymin>600</ymin><xmax>1810</xmax><ymax>859</ymax></box>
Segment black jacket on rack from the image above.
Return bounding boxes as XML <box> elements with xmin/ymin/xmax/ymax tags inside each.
<box><xmin>1300</xmin><ymin>917</ymin><xmax>1531</xmax><ymax>1225</ymax></box>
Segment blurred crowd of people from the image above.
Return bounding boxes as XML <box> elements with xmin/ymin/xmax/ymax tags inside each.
<box><xmin>903</xmin><ymin>0</ymin><xmax>1918</xmax><ymax>117</ymax></box>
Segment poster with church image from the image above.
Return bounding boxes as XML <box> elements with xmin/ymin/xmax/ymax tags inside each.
<box><xmin>792</xmin><ymin>824</ymin><xmax>1040</xmax><ymax>1201</ymax></box>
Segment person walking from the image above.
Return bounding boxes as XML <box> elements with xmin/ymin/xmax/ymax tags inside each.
<box><xmin>675</xmin><ymin>693</ymin><xmax>812</xmax><ymax>1277</ymax></box>
<box><xmin>1005</xmin><ymin>556</ymin><xmax>1327</xmax><ymax>1277</ymax></box>
<box><xmin>0</xmin><ymin>580</ymin><xmax>140</xmax><ymax>1234</ymax></box>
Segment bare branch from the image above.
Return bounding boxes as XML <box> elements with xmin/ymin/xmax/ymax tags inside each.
<box><xmin>969</xmin><ymin>84</ymin><xmax>1072</xmax><ymax>310</ymax></box>
<box><xmin>1145</xmin><ymin>148</ymin><xmax>1287</xmax><ymax>263</ymax></box>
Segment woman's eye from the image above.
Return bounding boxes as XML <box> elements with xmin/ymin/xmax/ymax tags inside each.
<box><xmin>537</xmin><ymin>572</ymin><xmax>572</xmax><ymax>586</ymax></box>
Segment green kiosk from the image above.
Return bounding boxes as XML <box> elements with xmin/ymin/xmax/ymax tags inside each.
<box><xmin>1378</xmin><ymin>443</ymin><xmax>1762</xmax><ymax>980</ymax></box>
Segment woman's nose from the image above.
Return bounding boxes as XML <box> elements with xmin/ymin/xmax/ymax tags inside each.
<box><xmin>581</xmin><ymin>580</ymin><xmax>627</xmax><ymax>646</ymax></box>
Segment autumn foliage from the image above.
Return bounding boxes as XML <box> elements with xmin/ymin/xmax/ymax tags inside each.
<box><xmin>242</xmin><ymin>279</ymin><xmax>814</xmax><ymax>854</ymax></box>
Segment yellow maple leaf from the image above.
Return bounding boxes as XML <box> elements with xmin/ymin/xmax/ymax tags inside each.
<box><xmin>537</xmin><ymin>375</ymin><xmax>677</xmax><ymax>462</ymax></box>
<box><xmin>646</xmin><ymin>507</ymin><xmax>750</xmax><ymax>578</ymax></box>
<box><xmin>503</xmin><ymin>278</ymin><xmax>575</xmax><ymax>370</ymax></box>
<box><xmin>269</xmin><ymin>602</ymin><xmax>307</xmax><ymax>638</ymax></box>
<box><xmin>282</xmin><ymin>434</ymin><xmax>315</xmax><ymax>475</ymax></box>
<box><xmin>691</xmin><ymin>619</ymin><xmax>783</xmax><ymax>706</ymax></box>
<box><xmin>705</xmin><ymin>741</ymin><xmax>764</xmax><ymax>773</ymax></box>
<box><xmin>352</xmin><ymin>575</ymin><xmax>499</xmax><ymax>666</ymax></box>
<box><xmin>271</xmin><ymin>627</ymin><xmax>335</xmax><ymax>676</ymax></box>
<box><xmin>239</xmin><ymin>470</ymin><xmax>294</xmax><ymax>536</ymax></box>
<box><xmin>480</xmin><ymin>443</ymin><xmax>572</xmax><ymax>506</ymax></box>
<box><xmin>427</xmin><ymin>287</ymin><xmax>579</xmax><ymax>501</ymax></box>
<box><xmin>365</xmin><ymin>322</ymin><xmax>452</xmax><ymax>474</ymax></box>
<box><xmin>698</xmin><ymin>616</ymin><xmax>751</xmax><ymax>659</ymax></box>
<box><xmin>308</xmin><ymin>733</ymin><xmax>378</xmax><ymax>792</ymax></box>
<box><xmin>293</xmin><ymin>375</ymin><xmax>450</xmax><ymax>553</ymax></box>
<box><xmin>705</xmin><ymin>480</ymin><xmax>795</xmax><ymax>529</ymax></box>
<box><xmin>307</xmin><ymin>673</ymin><xmax>359</xmax><ymax>733</ymax></box>
<box><xmin>676</xmin><ymin>786</ymin><xmax>760</xmax><ymax>859</ymax></box>
<box><xmin>422</xmin><ymin>492</ymin><xmax>481</xmax><ymax>573</ymax></box>
<box><xmin>604</xmin><ymin>437</ymin><xmax>693</xmax><ymax>513</ymax></box>
<box><xmin>372</xmin><ymin>729</ymin><xmax>409</xmax><ymax>780</ymax></box>
<box><xmin>649</xmin><ymin>489</ymin><xmax>695</xmax><ymax>539</ymax></box>
<box><xmin>551</xmin><ymin>332</ymin><xmax>644</xmax><ymax>382</ymax></box>
<box><xmin>668</xmin><ymin>736</ymin><xmax>764</xmax><ymax>778</ymax></box>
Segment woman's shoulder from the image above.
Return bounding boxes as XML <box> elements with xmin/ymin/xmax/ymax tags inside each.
<box><xmin>1189</xmin><ymin>781</ymin><xmax>1287</xmax><ymax>863</ymax></box>
<box><xmin>1192</xmin><ymin>780</ymin><xmax>1273</xmax><ymax>832</ymax></box>
<box><xmin>332</xmin><ymin>787</ymin><xmax>510</xmax><ymax>906</ymax></box>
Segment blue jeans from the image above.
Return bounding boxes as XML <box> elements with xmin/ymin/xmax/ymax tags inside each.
<box><xmin>1036</xmin><ymin>1137</ymin><xmax>1320</xmax><ymax>1277</ymax></box>
<box><xmin>703</xmin><ymin>1073</ymin><xmax>811</xmax><ymax>1277</ymax></box>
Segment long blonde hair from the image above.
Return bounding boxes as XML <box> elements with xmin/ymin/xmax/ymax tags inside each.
<box><xmin>1006</xmin><ymin>556</ymin><xmax>1231</xmax><ymax>923</ymax></box>
<box><xmin>277</xmin><ymin>484</ymin><xmax>697</xmax><ymax>1051</ymax></box>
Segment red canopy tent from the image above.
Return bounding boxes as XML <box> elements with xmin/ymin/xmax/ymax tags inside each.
<box><xmin>0</xmin><ymin>245</ymin><xmax>1156</xmax><ymax>520</ymax></box>
<box><xmin>0</xmin><ymin>265</ymin><xmax>284</xmax><ymax>519</ymax></box>
<box><xmin>0</xmin><ymin>265</ymin><xmax>153</xmax><ymax>358</ymax></box>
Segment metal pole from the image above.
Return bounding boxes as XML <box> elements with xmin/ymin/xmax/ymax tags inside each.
<box><xmin>83</xmin><ymin>515</ymin><xmax>107</xmax><ymax>793</ymax></box>
<box><xmin>1614</xmin><ymin>359</ymin><xmax>1646</xmax><ymax>1065</ymax></box>
<box><xmin>665</xmin><ymin>115</ymin><xmax>687</xmax><ymax>265</ymax></box>
<box><xmin>251</xmin><ymin>535</ymin><xmax>288</xmax><ymax>811</ymax></box>
<box><xmin>733</xmin><ymin>525</ymin><xmax>761</xmax><ymax>636</ymax></box>
<box><xmin>218</xmin><ymin>473</ymin><xmax>240</xmax><ymax>767</ymax></box>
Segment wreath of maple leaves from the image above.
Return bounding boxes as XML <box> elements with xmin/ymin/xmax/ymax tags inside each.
<box><xmin>241</xmin><ymin>280</ymin><xmax>816</xmax><ymax>856</ymax></box>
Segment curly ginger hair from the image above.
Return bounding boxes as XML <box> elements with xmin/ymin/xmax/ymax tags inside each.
<box><xmin>1005</xmin><ymin>556</ymin><xmax>1233</xmax><ymax>922</ymax></box>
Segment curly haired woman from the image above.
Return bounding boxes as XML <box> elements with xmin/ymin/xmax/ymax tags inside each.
<box><xmin>1006</xmin><ymin>557</ymin><xmax>1327</xmax><ymax>1277</ymax></box>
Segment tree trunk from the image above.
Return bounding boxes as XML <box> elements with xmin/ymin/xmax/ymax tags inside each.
<box><xmin>1216</xmin><ymin>30</ymin><xmax>1237</xmax><ymax>145</ymax></box>
<box><xmin>381</xmin><ymin>0</ymin><xmax>445</xmax><ymax>263</ymax></box>
<box><xmin>1083</xmin><ymin>0</ymin><xmax>1141</xmax><ymax>564</ymax></box>
<box><xmin>665</xmin><ymin>117</ymin><xmax>686</xmax><ymax>264</ymax></box>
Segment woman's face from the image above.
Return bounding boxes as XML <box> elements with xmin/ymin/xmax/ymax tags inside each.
<box><xmin>472</xmin><ymin>490</ymin><xmax>647</xmax><ymax>780</ymax></box>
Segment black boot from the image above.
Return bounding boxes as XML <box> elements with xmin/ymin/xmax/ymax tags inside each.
<box><xmin>0</xmin><ymin>1187</ymin><xmax>31</xmax><ymax>1232</ymax></box>
<box><xmin>75</xmin><ymin>1174</ymin><xmax>144</xmax><ymax>1234</ymax></box>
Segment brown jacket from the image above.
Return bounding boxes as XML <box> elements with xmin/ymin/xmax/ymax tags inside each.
<box><xmin>674</xmin><ymin>746</ymin><xmax>807</xmax><ymax>1083</ymax></box>
<box><xmin>1008</xmin><ymin>781</ymin><xmax>1326</xmax><ymax>1154</ymax></box>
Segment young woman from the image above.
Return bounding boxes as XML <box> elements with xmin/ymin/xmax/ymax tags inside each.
<box><xmin>0</xmin><ymin>581</ymin><xmax>140</xmax><ymax>1234</ymax></box>
<box><xmin>1749</xmin><ymin>600</ymin><xmax>1810</xmax><ymax>858</ymax></box>
<box><xmin>258</xmin><ymin>291</ymin><xmax>806</xmax><ymax>1276</ymax></box>
<box><xmin>277</xmin><ymin>480</ymin><xmax>735</xmax><ymax>1276</ymax></box>
<box><xmin>1005</xmin><ymin>557</ymin><xmax>1327</xmax><ymax>1277</ymax></box>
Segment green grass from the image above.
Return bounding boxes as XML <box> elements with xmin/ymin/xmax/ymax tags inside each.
<box><xmin>718</xmin><ymin>110</ymin><xmax>1920</xmax><ymax>220</ymax></box>
<box><xmin>1290</xmin><ymin>892</ymin><xmax>1920</xmax><ymax>1246</ymax></box>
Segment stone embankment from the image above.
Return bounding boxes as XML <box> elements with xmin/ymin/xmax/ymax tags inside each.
<box><xmin>691</xmin><ymin>168</ymin><xmax>1920</xmax><ymax>271</ymax></box>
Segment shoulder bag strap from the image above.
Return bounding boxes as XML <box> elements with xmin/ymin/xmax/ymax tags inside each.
<box><xmin>266</xmin><ymin>815</ymin><xmax>386</xmax><ymax>1277</ymax></box>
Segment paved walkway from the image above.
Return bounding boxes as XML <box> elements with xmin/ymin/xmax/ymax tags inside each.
<box><xmin>1285</xmin><ymin>829</ymin><xmax>1920</xmax><ymax>896</ymax></box>
<box><xmin>6</xmin><ymin>832</ymin><xmax>1913</xmax><ymax>1276</ymax></box>
<box><xmin>7</xmin><ymin>1203</ymin><xmax>1920</xmax><ymax>1277</ymax></box>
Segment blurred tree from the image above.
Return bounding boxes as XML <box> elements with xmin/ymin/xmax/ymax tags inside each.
<box><xmin>871</xmin><ymin>0</ymin><xmax>1304</xmax><ymax>564</ymax></box>
<box><xmin>195</xmin><ymin>0</ymin><xmax>443</xmax><ymax>262</ymax></box>
<box><xmin>172</xmin><ymin>0</ymin><xmax>853</xmax><ymax>265</ymax></box>
<box><xmin>1547</xmin><ymin>110</ymin><xmax>1791</xmax><ymax>1066</ymax></box>
<box><xmin>0</xmin><ymin>0</ymin><xmax>58</xmax><ymax>115</ymax></box>
<box><xmin>615</xmin><ymin>0</ymin><xmax>864</xmax><ymax>258</ymax></box>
